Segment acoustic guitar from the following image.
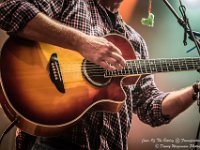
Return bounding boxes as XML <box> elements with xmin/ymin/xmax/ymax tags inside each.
<box><xmin>0</xmin><ymin>34</ymin><xmax>199</xmax><ymax>136</ymax></box>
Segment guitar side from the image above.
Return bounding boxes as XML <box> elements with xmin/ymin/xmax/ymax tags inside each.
<box><xmin>0</xmin><ymin>35</ymin><xmax>135</xmax><ymax>136</ymax></box>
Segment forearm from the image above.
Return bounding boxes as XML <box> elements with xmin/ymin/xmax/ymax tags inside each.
<box><xmin>18</xmin><ymin>13</ymin><xmax>87</xmax><ymax>51</ymax></box>
<box><xmin>0</xmin><ymin>0</ymin><xmax>87</xmax><ymax>50</ymax></box>
<box><xmin>162</xmin><ymin>83</ymin><xmax>199</xmax><ymax>118</ymax></box>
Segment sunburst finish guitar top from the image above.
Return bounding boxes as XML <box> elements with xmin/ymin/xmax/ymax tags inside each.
<box><xmin>0</xmin><ymin>34</ymin><xmax>199</xmax><ymax>136</ymax></box>
<box><xmin>0</xmin><ymin>34</ymin><xmax>137</xmax><ymax>136</ymax></box>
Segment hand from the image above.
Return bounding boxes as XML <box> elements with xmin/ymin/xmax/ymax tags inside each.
<box><xmin>78</xmin><ymin>35</ymin><xmax>126</xmax><ymax>71</ymax></box>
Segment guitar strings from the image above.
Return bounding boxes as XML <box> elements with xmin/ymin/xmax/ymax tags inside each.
<box><xmin>60</xmin><ymin>65</ymin><xmax>199</xmax><ymax>74</ymax></box>
<box><xmin>59</xmin><ymin>60</ymin><xmax>199</xmax><ymax>73</ymax></box>
<box><xmin>58</xmin><ymin>59</ymin><xmax>200</xmax><ymax>81</ymax></box>
<box><xmin>59</xmin><ymin>59</ymin><xmax>199</xmax><ymax>67</ymax></box>
<box><xmin>59</xmin><ymin>60</ymin><xmax>199</xmax><ymax>67</ymax></box>
<box><xmin>46</xmin><ymin>57</ymin><xmax>200</xmax><ymax>79</ymax></box>
<box><xmin>60</xmin><ymin>64</ymin><xmax>199</xmax><ymax>78</ymax></box>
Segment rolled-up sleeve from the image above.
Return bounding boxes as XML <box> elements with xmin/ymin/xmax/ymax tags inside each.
<box><xmin>0</xmin><ymin>0</ymin><xmax>40</xmax><ymax>33</ymax></box>
<box><xmin>0</xmin><ymin>0</ymin><xmax>65</xmax><ymax>33</ymax></box>
<box><xmin>132</xmin><ymin>74</ymin><xmax>171</xmax><ymax>127</ymax></box>
<box><xmin>127</xmin><ymin>29</ymin><xmax>171</xmax><ymax>127</ymax></box>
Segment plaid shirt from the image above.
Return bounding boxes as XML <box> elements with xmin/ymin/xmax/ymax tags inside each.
<box><xmin>0</xmin><ymin>0</ymin><xmax>170</xmax><ymax>150</ymax></box>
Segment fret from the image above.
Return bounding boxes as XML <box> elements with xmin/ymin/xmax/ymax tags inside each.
<box><xmin>185</xmin><ymin>58</ymin><xmax>190</xmax><ymax>70</ymax></box>
<box><xmin>126</xmin><ymin>62</ymin><xmax>131</xmax><ymax>75</ymax></box>
<box><xmin>135</xmin><ymin>60</ymin><xmax>141</xmax><ymax>74</ymax></box>
<box><xmin>145</xmin><ymin>59</ymin><xmax>152</xmax><ymax>73</ymax></box>
<box><xmin>164</xmin><ymin>59</ymin><xmax>169</xmax><ymax>72</ymax></box>
<box><xmin>117</xmin><ymin>70</ymin><xmax>121</xmax><ymax>76</ymax></box>
<box><xmin>104</xmin><ymin>57</ymin><xmax>200</xmax><ymax>77</ymax></box>
<box><xmin>113</xmin><ymin>70</ymin><xmax>118</xmax><ymax>77</ymax></box>
<box><xmin>149</xmin><ymin>60</ymin><xmax>156</xmax><ymax>73</ymax></box>
<box><xmin>122</xmin><ymin>67</ymin><xmax>126</xmax><ymax>75</ymax></box>
<box><xmin>105</xmin><ymin>70</ymin><xmax>108</xmax><ymax>76</ymax></box>
<box><xmin>159</xmin><ymin>59</ymin><xmax>166</xmax><ymax>72</ymax></box>
<box><xmin>144</xmin><ymin>60</ymin><xmax>148</xmax><ymax>73</ymax></box>
<box><xmin>166</xmin><ymin>59</ymin><xmax>174</xmax><ymax>71</ymax></box>
<box><xmin>124</xmin><ymin>66</ymin><xmax>127</xmax><ymax>75</ymax></box>
<box><xmin>171</xmin><ymin>58</ymin><xmax>175</xmax><ymax>71</ymax></box>
<box><xmin>190</xmin><ymin>58</ymin><xmax>196</xmax><ymax>69</ymax></box>
<box><xmin>149</xmin><ymin>60</ymin><xmax>153</xmax><ymax>73</ymax></box>
<box><xmin>129</xmin><ymin>61</ymin><xmax>135</xmax><ymax>74</ymax></box>
<box><xmin>118</xmin><ymin>68</ymin><xmax>122</xmax><ymax>76</ymax></box>
<box><xmin>170</xmin><ymin>59</ymin><xmax>175</xmax><ymax>71</ymax></box>
<box><xmin>195</xmin><ymin>58</ymin><xmax>199</xmax><ymax>68</ymax></box>
<box><xmin>119</xmin><ymin>69</ymin><xmax>123</xmax><ymax>75</ymax></box>
<box><xmin>172</xmin><ymin>58</ymin><xmax>181</xmax><ymax>71</ymax></box>
<box><xmin>158</xmin><ymin>59</ymin><xmax>163</xmax><ymax>72</ymax></box>
<box><xmin>179</xmin><ymin>58</ymin><xmax>187</xmax><ymax>70</ymax></box>
<box><xmin>184</xmin><ymin>58</ymin><xmax>189</xmax><ymax>70</ymax></box>
<box><xmin>153</xmin><ymin>60</ymin><xmax>158</xmax><ymax>72</ymax></box>
<box><xmin>185</xmin><ymin>59</ymin><xmax>192</xmax><ymax>70</ymax></box>
<box><xmin>133</xmin><ymin>60</ymin><xmax>139</xmax><ymax>74</ymax></box>
<box><xmin>196</xmin><ymin>58</ymin><xmax>200</xmax><ymax>67</ymax></box>
<box><xmin>138</xmin><ymin>60</ymin><xmax>142</xmax><ymax>73</ymax></box>
<box><xmin>140</xmin><ymin>60</ymin><xmax>146</xmax><ymax>74</ymax></box>
<box><xmin>140</xmin><ymin>60</ymin><xmax>148</xmax><ymax>73</ymax></box>
<box><xmin>107</xmin><ymin>70</ymin><xmax>111</xmax><ymax>77</ymax></box>
<box><xmin>175</xmin><ymin>58</ymin><xmax>181</xmax><ymax>71</ymax></box>
<box><xmin>132</xmin><ymin>61</ymin><xmax>138</xmax><ymax>74</ymax></box>
<box><xmin>148</xmin><ymin>60</ymin><xmax>154</xmax><ymax>72</ymax></box>
<box><xmin>105</xmin><ymin>69</ymin><xmax>111</xmax><ymax>77</ymax></box>
<box><xmin>155</xmin><ymin>59</ymin><xmax>162</xmax><ymax>72</ymax></box>
<box><xmin>154</xmin><ymin>59</ymin><xmax>158</xmax><ymax>72</ymax></box>
<box><xmin>108</xmin><ymin>70</ymin><xmax>112</xmax><ymax>77</ymax></box>
<box><xmin>187</xmin><ymin>58</ymin><xmax>196</xmax><ymax>70</ymax></box>
<box><xmin>121</xmin><ymin>67</ymin><xmax>125</xmax><ymax>76</ymax></box>
<box><xmin>192</xmin><ymin>58</ymin><xmax>198</xmax><ymax>69</ymax></box>
<box><xmin>192</xmin><ymin>58</ymin><xmax>196</xmax><ymax>69</ymax></box>
<box><xmin>192</xmin><ymin>59</ymin><xmax>197</xmax><ymax>69</ymax></box>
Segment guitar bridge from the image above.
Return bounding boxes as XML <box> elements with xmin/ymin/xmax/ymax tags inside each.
<box><xmin>48</xmin><ymin>53</ymin><xmax>65</xmax><ymax>93</ymax></box>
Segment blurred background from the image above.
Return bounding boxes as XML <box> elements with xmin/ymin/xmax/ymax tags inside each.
<box><xmin>0</xmin><ymin>0</ymin><xmax>200</xmax><ymax>149</ymax></box>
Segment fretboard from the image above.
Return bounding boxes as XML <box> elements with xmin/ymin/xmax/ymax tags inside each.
<box><xmin>105</xmin><ymin>57</ymin><xmax>200</xmax><ymax>77</ymax></box>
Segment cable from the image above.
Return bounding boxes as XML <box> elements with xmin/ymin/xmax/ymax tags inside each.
<box><xmin>0</xmin><ymin>118</ymin><xmax>18</xmax><ymax>145</ymax></box>
<box><xmin>194</xmin><ymin>92</ymin><xmax>200</xmax><ymax>150</ymax></box>
<box><xmin>178</xmin><ymin>0</ymin><xmax>200</xmax><ymax>55</ymax></box>
<box><xmin>194</xmin><ymin>119</ymin><xmax>200</xmax><ymax>150</ymax></box>
<box><xmin>163</xmin><ymin>0</ymin><xmax>200</xmax><ymax>55</ymax></box>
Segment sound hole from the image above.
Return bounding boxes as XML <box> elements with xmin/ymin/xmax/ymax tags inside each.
<box><xmin>82</xmin><ymin>60</ymin><xmax>111</xmax><ymax>87</ymax></box>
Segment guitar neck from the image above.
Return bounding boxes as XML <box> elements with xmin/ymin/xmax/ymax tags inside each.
<box><xmin>105</xmin><ymin>57</ymin><xmax>200</xmax><ymax>77</ymax></box>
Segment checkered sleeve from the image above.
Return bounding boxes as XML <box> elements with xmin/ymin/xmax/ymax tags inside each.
<box><xmin>0</xmin><ymin>0</ymin><xmax>40</xmax><ymax>33</ymax></box>
<box><xmin>132</xmin><ymin>75</ymin><xmax>171</xmax><ymax>127</ymax></box>
<box><xmin>131</xmin><ymin>36</ymin><xmax>171</xmax><ymax>127</ymax></box>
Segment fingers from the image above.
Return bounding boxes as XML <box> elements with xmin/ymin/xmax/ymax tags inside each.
<box><xmin>102</xmin><ymin>42</ymin><xmax>126</xmax><ymax>71</ymax></box>
<box><xmin>102</xmin><ymin>56</ymin><xmax>125</xmax><ymax>71</ymax></box>
<box><xmin>79</xmin><ymin>36</ymin><xmax>126</xmax><ymax>71</ymax></box>
<box><xmin>99</xmin><ymin>61</ymin><xmax>116</xmax><ymax>71</ymax></box>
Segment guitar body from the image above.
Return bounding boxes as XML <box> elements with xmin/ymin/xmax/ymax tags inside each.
<box><xmin>0</xmin><ymin>34</ymin><xmax>141</xmax><ymax>136</ymax></box>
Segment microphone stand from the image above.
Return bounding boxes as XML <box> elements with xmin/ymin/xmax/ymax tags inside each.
<box><xmin>162</xmin><ymin>1</ymin><xmax>200</xmax><ymax>150</ymax></box>
<box><xmin>162</xmin><ymin>0</ymin><xmax>200</xmax><ymax>56</ymax></box>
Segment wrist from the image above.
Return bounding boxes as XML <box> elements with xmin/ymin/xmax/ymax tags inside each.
<box><xmin>73</xmin><ymin>32</ymin><xmax>89</xmax><ymax>53</ymax></box>
<box><xmin>192</xmin><ymin>81</ymin><xmax>200</xmax><ymax>100</ymax></box>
